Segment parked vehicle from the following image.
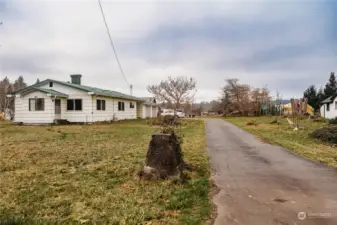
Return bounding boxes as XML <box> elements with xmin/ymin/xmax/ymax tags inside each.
<box><xmin>160</xmin><ymin>109</ymin><xmax>185</xmax><ymax>118</ymax></box>
<box><xmin>161</xmin><ymin>109</ymin><xmax>175</xmax><ymax>116</ymax></box>
<box><xmin>175</xmin><ymin>109</ymin><xmax>185</xmax><ymax>118</ymax></box>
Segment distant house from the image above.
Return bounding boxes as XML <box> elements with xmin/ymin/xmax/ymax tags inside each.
<box><xmin>11</xmin><ymin>74</ymin><xmax>158</xmax><ymax>124</ymax></box>
<box><xmin>320</xmin><ymin>95</ymin><xmax>337</xmax><ymax>119</ymax></box>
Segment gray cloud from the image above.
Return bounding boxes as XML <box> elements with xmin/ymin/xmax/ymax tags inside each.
<box><xmin>0</xmin><ymin>0</ymin><xmax>336</xmax><ymax>101</ymax></box>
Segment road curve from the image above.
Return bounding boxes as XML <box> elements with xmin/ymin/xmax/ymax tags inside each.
<box><xmin>205</xmin><ymin>118</ymin><xmax>337</xmax><ymax>225</ymax></box>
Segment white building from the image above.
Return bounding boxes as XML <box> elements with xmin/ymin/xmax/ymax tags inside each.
<box><xmin>11</xmin><ymin>75</ymin><xmax>158</xmax><ymax>124</ymax></box>
<box><xmin>138</xmin><ymin>97</ymin><xmax>158</xmax><ymax>119</ymax></box>
<box><xmin>320</xmin><ymin>95</ymin><xmax>337</xmax><ymax>119</ymax></box>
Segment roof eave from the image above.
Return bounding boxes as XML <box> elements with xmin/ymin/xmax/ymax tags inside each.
<box><xmin>92</xmin><ymin>93</ymin><xmax>141</xmax><ymax>101</ymax></box>
<box><xmin>12</xmin><ymin>79</ymin><xmax>51</xmax><ymax>94</ymax></box>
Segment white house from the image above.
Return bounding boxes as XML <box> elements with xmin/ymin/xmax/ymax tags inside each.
<box><xmin>320</xmin><ymin>94</ymin><xmax>337</xmax><ymax>119</ymax></box>
<box><xmin>11</xmin><ymin>74</ymin><xmax>158</xmax><ymax>124</ymax></box>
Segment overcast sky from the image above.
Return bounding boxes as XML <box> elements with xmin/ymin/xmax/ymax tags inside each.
<box><xmin>0</xmin><ymin>0</ymin><xmax>336</xmax><ymax>101</ymax></box>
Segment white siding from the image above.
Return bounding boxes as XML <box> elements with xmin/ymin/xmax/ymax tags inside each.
<box><xmin>142</xmin><ymin>105</ymin><xmax>146</xmax><ymax>119</ymax></box>
<box><xmin>15</xmin><ymin>82</ymin><xmax>139</xmax><ymax>123</ymax></box>
<box><xmin>145</xmin><ymin>105</ymin><xmax>151</xmax><ymax>118</ymax></box>
<box><xmin>139</xmin><ymin>105</ymin><xmax>158</xmax><ymax>119</ymax></box>
<box><xmin>152</xmin><ymin>106</ymin><xmax>158</xmax><ymax>118</ymax></box>
<box><xmin>14</xmin><ymin>91</ymin><xmax>54</xmax><ymax>124</ymax></box>
<box><xmin>321</xmin><ymin>99</ymin><xmax>337</xmax><ymax>119</ymax></box>
<box><xmin>39</xmin><ymin>82</ymin><xmax>93</xmax><ymax>123</ymax></box>
<box><xmin>110</xmin><ymin>98</ymin><xmax>137</xmax><ymax>121</ymax></box>
<box><xmin>137</xmin><ymin>103</ymin><xmax>143</xmax><ymax>118</ymax></box>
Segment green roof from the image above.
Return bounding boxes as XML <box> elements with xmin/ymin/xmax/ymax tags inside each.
<box><xmin>321</xmin><ymin>96</ymin><xmax>333</xmax><ymax>104</ymax></box>
<box><xmin>33</xmin><ymin>87</ymin><xmax>68</xmax><ymax>97</ymax></box>
<box><xmin>321</xmin><ymin>93</ymin><xmax>337</xmax><ymax>104</ymax></box>
<box><xmin>51</xmin><ymin>80</ymin><xmax>141</xmax><ymax>101</ymax></box>
<box><xmin>14</xmin><ymin>79</ymin><xmax>142</xmax><ymax>101</ymax></box>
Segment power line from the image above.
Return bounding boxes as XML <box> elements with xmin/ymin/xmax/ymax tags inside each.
<box><xmin>97</xmin><ymin>0</ymin><xmax>130</xmax><ymax>88</ymax></box>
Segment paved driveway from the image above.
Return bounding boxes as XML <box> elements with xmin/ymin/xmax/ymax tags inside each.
<box><xmin>205</xmin><ymin>119</ymin><xmax>337</xmax><ymax>225</ymax></box>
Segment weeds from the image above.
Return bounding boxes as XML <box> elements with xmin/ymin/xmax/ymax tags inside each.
<box><xmin>312</xmin><ymin>127</ymin><xmax>337</xmax><ymax>144</ymax></box>
<box><xmin>246</xmin><ymin>120</ymin><xmax>258</xmax><ymax>126</ymax></box>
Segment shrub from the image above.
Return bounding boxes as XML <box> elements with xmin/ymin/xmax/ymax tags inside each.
<box><xmin>147</xmin><ymin>115</ymin><xmax>180</xmax><ymax>126</ymax></box>
<box><xmin>328</xmin><ymin>117</ymin><xmax>337</xmax><ymax>125</ymax></box>
<box><xmin>311</xmin><ymin>127</ymin><xmax>337</xmax><ymax>144</ymax></box>
<box><xmin>246</xmin><ymin>120</ymin><xmax>257</xmax><ymax>126</ymax></box>
<box><xmin>313</xmin><ymin>117</ymin><xmax>326</xmax><ymax>123</ymax></box>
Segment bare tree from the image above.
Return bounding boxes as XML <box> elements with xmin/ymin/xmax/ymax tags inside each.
<box><xmin>148</xmin><ymin>76</ymin><xmax>197</xmax><ymax>109</ymax></box>
<box><xmin>222</xmin><ymin>78</ymin><xmax>271</xmax><ymax>116</ymax></box>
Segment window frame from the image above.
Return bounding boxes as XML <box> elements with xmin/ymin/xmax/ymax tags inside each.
<box><xmin>29</xmin><ymin>98</ymin><xmax>45</xmax><ymax>111</ymax></box>
<box><xmin>67</xmin><ymin>99</ymin><xmax>83</xmax><ymax>111</ymax></box>
<box><xmin>96</xmin><ymin>99</ymin><xmax>106</xmax><ymax>111</ymax></box>
<box><xmin>130</xmin><ymin>102</ymin><xmax>135</xmax><ymax>109</ymax></box>
<box><xmin>327</xmin><ymin>103</ymin><xmax>330</xmax><ymax>112</ymax></box>
<box><xmin>118</xmin><ymin>101</ymin><xmax>125</xmax><ymax>111</ymax></box>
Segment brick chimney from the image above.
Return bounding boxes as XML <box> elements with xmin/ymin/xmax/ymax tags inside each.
<box><xmin>70</xmin><ymin>74</ymin><xmax>82</xmax><ymax>85</ymax></box>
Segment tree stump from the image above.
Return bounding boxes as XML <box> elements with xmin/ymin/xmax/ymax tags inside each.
<box><xmin>139</xmin><ymin>132</ymin><xmax>184</xmax><ymax>180</ymax></box>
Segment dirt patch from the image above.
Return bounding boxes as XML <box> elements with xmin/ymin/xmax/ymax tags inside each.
<box><xmin>255</xmin><ymin>136</ymin><xmax>268</xmax><ymax>144</ymax></box>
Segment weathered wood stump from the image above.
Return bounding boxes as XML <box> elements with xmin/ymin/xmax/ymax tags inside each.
<box><xmin>139</xmin><ymin>132</ymin><xmax>184</xmax><ymax>180</ymax></box>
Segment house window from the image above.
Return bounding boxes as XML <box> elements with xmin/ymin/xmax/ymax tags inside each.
<box><xmin>327</xmin><ymin>103</ymin><xmax>330</xmax><ymax>111</ymax></box>
<box><xmin>67</xmin><ymin>99</ymin><xmax>82</xmax><ymax>111</ymax></box>
<box><xmin>118</xmin><ymin>102</ymin><xmax>125</xmax><ymax>111</ymax></box>
<box><xmin>49</xmin><ymin>82</ymin><xmax>53</xmax><ymax>88</ymax></box>
<box><xmin>97</xmin><ymin>99</ymin><xmax>106</xmax><ymax>111</ymax></box>
<box><xmin>29</xmin><ymin>98</ymin><xmax>45</xmax><ymax>111</ymax></box>
<box><xmin>130</xmin><ymin>102</ymin><xmax>135</xmax><ymax>108</ymax></box>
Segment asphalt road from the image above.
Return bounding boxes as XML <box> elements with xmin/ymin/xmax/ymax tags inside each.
<box><xmin>205</xmin><ymin>119</ymin><xmax>337</xmax><ymax>225</ymax></box>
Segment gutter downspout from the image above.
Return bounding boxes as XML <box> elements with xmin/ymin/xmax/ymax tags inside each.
<box><xmin>88</xmin><ymin>92</ymin><xmax>95</xmax><ymax>123</ymax></box>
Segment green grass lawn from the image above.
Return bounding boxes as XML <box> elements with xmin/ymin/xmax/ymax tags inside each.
<box><xmin>0</xmin><ymin>120</ymin><xmax>210</xmax><ymax>225</ymax></box>
<box><xmin>224</xmin><ymin>116</ymin><xmax>337</xmax><ymax>169</ymax></box>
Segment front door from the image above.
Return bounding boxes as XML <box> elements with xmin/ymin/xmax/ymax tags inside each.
<box><xmin>55</xmin><ymin>99</ymin><xmax>61</xmax><ymax>115</ymax></box>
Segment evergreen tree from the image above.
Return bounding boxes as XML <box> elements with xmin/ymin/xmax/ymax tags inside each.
<box><xmin>13</xmin><ymin>76</ymin><xmax>27</xmax><ymax>91</ymax></box>
<box><xmin>317</xmin><ymin>88</ymin><xmax>324</xmax><ymax>102</ymax></box>
<box><xmin>304</xmin><ymin>85</ymin><xmax>320</xmax><ymax>110</ymax></box>
<box><xmin>323</xmin><ymin>72</ymin><xmax>337</xmax><ymax>97</ymax></box>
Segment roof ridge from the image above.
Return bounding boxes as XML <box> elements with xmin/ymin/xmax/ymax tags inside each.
<box><xmin>14</xmin><ymin>78</ymin><xmax>142</xmax><ymax>101</ymax></box>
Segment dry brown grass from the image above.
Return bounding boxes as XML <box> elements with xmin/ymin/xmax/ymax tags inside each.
<box><xmin>0</xmin><ymin>120</ymin><xmax>210</xmax><ymax>224</ymax></box>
